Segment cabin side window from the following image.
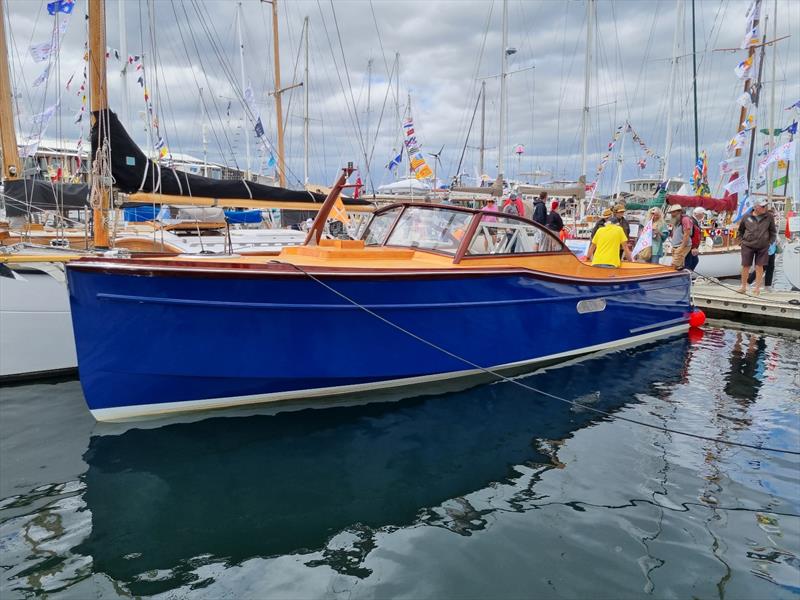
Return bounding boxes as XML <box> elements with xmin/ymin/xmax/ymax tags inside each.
<box><xmin>384</xmin><ymin>207</ymin><xmax>473</xmax><ymax>255</ymax></box>
<box><xmin>466</xmin><ymin>215</ymin><xmax>564</xmax><ymax>256</ymax></box>
<box><xmin>362</xmin><ymin>207</ymin><xmax>402</xmax><ymax>246</ymax></box>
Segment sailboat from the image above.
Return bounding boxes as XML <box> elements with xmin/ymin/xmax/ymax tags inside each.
<box><xmin>0</xmin><ymin>0</ymin><xmax>371</xmax><ymax>379</ymax></box>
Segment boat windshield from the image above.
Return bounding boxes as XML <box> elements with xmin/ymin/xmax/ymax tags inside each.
<box><xmin>383</xmin><ymin>206</ymin><xmax>473</xmax><ymax>255</ymax></box>
<box><xmin>362</xmin><ymin>207</ymin><xmax>402</xmax><ymax>246</ymax></box>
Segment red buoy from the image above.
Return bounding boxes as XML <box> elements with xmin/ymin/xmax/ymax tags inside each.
<box><xmin>688</xmin><ymin>309</ymin><xmax>706</xmax><ymax>328</ymax></box>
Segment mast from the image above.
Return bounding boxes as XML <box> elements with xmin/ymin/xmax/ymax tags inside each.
<box><xmin>662</xmin><ymin>0</ymin><xmax>683</xmax><ymax>180</ymax></box>
<box><xmin>745</xmin><ymin>20</ymin><xmax>768</xmax><ymax>189</ymax></box>
<box><xmin>118</xmin><ymin>0</ymin><xmax>129</xmax><ymax>127</ymax></box>
<box><xmin>691</xmin><ymin>0</ymin><xmax>699</xmax><ymax>163</ymax></box>
<box><xmin>394</xmin><ymin>52</ymin><xmax>400</xmax><ymax>179</ymax></box>
<box><xmin>406</xmin><ymin>91</ymin><xmax>412</xmax><ymax>178</ymax></box>
<box><xmin>236</xmin><ymin>2</ymin><xmax>250</xmax><ymax>179</ymax></box>
<box><xmin>303</xmin><ymin>15</ymin><xmax>309</xmax><ymax>185</ymax></box>
<box><xmin>766</xmin><ymin>0</ymin><xmax>777</xmax><ymax>203</ymax></box>
<box><xmin>88</xmin><ymin>0</ymin><xmax>110</xmax><ymax>248</ymax></box>
<box><xmin>498</xmin><ymin>0</ymin><xmax>508</xmax><ymax>180</ymax></box>
<box><xmin>580</xmin><ymin>0</ymin><xmax>594</xmax><ymax>184</ymax></box>
<box><xmin>365</xmin><ymin>57</ymin><xmax>372</xmax><ymax>163</ymax></box>
<box><xmin>0</xmin><ymin>0</ymin><xmax>20</xmax><ymax>180</ymax></box>
<box><xmin>270</xmin><ymin>0</ymin><xmax>286</xmax><ymax>187</ymax></box>
<box><xmin>734</xmin><ymin>0</ymin><xmax>760</xmax><ymax>168</ymax></box>
<box><xmin>480</xmin><ymin>79</ymin><xmax>486</xmax><ymax>178</ymax></box>
<box><xmin>613</xmin><ymin>128</ymin><xmax>626</xmax><ymax>200</ymax></box>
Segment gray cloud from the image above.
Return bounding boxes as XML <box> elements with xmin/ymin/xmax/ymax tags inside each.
<box><xmin>7</xmin><ymin>0</ymin><xmax>799</xmax><ymax>195</ymax></box>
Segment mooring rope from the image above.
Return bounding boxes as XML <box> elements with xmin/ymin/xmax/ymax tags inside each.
<box><xmin>271</xmin><ymin>260</ymin><xmax>799</xmax><ymax>456</ymax></box>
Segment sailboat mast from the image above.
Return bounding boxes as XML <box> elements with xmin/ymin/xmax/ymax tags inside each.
<box><xmin>662</xmin><ymin>0</ymin><xmax>683</xmax><ymax>181</ymax></box>
<box><xmin>394</xmin><ymin>52</ymin><xmax>400</xmax><ymax>180</ymax></box>
<box><xmin>366</xmin><ymin>58</ymin><xmax>372</xmax><ymax>163</ymax></box>
<box><xmin>580</xmin><ymin>0</ymin><xmax>594</xmax><ymax>185</ymax></box>
<box><xmin>0</xmin><ymin>0</ymin><xmax>20</xmax><ymax>180</ymax></box>
<box><xmin>691</xmin><ymin>0</ymin><xmax>699</xmax><ymax>162</ymax></box>
<box><xmin>766</xmin><ymin>0</ymin><xmax>777</xmax><ymax>203</ymax></box>
<box><xmin>745</xmin><ymin>19</ymin><xmax>768</xmax><ymax>188</ymax></box>
<box><xmin>406</xmin><ymin>91</ymin><xmax>412</xmax><ymax>178</ymax></box>
<box><xmin>498</xmin><ymin>0</ymin><xmax>508</xmax><ymax>180</ymax></box>
<box><xmin>270</xmin><ymin>0</ymin><xmax>286</xmax><ymax>187</ymax></box>
<box><xmin>118</xmin><ymin>0</ymin><xmax>128</xmax><ymax>127</ymax></box>
<box><xmin>236</xmin><ymin>3</ymin><xmax>250</xmax><ymax>179</ymax></box>
<box><xmin>88</xmin><ymin>0</ymin><xmax>110</xmax><ymax>248</ymax></box>
<box><xmin>480</xmin><ymin>79</ymin><xmax>486</xmax><ymax>178</ymax></box>
<box><xmin>303</xmin><ymin>15</ymin><xmax>309</xmax><ymax>186</ymax></box>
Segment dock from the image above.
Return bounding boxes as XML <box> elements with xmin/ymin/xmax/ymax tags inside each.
<box><xmin>691</xmin><ymin>280</ymin><xmax>800</xmax><ymax>328</ymax></box>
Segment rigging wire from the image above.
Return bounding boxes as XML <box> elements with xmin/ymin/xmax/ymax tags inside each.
<box><xmin>272</xmin><ymin>259</ymin><xmax>799</xmax><ymax>457</ymax></box>
<box><xmin>314</xmin><ymin>0</ymin><xmax>370</xmax><ymax>188</ymax></box>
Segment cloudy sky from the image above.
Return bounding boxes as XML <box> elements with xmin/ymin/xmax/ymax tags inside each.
<box><xmin>6</xmin><ymin>0</ymin><xmax>800</xmax><ymax>195</ymax></box>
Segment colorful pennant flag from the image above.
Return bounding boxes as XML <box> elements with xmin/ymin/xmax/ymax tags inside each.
<box><xmin>758</xmin><ymin>140</ymin><xmax>797</xmax><ymax>173</ymax></box>
<box><xmin>387</xmin><ymin>151</ymin><xmax>403</xmax><ymax>171</ymax></box>
<box><xmin>741</xmin><ymin>26</ymin><xmax>758</xmax><ymax>50</ymax></box>
<box><xmin>772</xmin><ymin>175</ymin><xmax>788</xmax><ymax>189</ymax></box>
<box><xmin>254</xmin><ymin>117</ymin><xmax>264</xmax><ymax>138</ymax></box>
<box><xmin>47</xmin><ymin>0</ymin><xmax>74</xmax><ymax>16</ymax></box>
<box><xmin>734</xmin><ymin>56</ymin><xmax>754</xmax><ymax>79</ymax></box>
<box><xmin>724</xmin><ymin>174</ymin><xmax>748</xmax><ymax>195</ymax></box>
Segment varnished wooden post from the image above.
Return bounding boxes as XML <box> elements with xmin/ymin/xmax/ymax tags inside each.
<box><xmin>0</xmin><ymin>0</ymin><xmax>21</xmax><ymax>180</ymax></box>
<box><xmin>88</xmin><ymin>0</ymin><xmax>110</xmax><ymax>247</ymax></box>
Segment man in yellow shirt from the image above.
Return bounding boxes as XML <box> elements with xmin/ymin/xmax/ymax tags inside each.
<box><xmin>586</xmin><ymin>213</ymin><xmax>632</xmax><ymax>267</ymax></box>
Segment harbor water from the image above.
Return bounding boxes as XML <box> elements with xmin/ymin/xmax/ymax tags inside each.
<box><xmin>1</xmin><ymin>324</ymin><xmax>798</xmax><ymax>598</ymax></box>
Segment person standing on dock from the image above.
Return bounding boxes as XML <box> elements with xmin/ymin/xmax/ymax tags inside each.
<box><xmin>685</xmin><ymin>207</ymin><xmax>706</xmax><ymax>272</ymax></box>
<box><xmin>738</xmin><ymin>199</ymin><xmax>777</xmax><ymax>295</ymax></box>
<box><xmin>644</xmin><ymin>207</ymin><xmax>669</xmax><ymax>264</ymax></box>
<box><xmin>531</xmin><ymin>192</ymin><xmax>548</xmax><ymax>225</ymax></box>
<box><xmin>668</xmin><ymin>205</ymin><xmax>693</xmax><ymax>270</ymax></box>
<box><xmin>546</xmin><ymin>201</ymin><xmax>564</xmax><ymax>234</ymax></box>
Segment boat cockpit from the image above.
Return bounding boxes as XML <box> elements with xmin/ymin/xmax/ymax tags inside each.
<box><xmin>360</xmin><ymin>203</ymin><xmax>566</xmax><ymax>263</ymax></box>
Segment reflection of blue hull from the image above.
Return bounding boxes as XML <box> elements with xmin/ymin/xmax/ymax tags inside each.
<box><xmin>78</xmin><ymin>337</ymin><xmax>689</xmax><ymax>591</ymax></box>
<box><xmin>67</xmin><ymin>265</ymin><xmax>691</xmax><ymax>420</ymax></box>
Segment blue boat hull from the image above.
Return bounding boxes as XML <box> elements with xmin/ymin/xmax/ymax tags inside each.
<box><xmin>67</xmin><ymin>264</ymin><xmax>691</xmax><ymax>420</ymax></box>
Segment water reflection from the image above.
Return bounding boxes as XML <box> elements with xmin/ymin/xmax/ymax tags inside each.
<box><xmin>75</xmin><ymin>340</ymin><xmax>687</xmax><ymax>594</ymax></box>
<box><xmin>724</xmin><ymin>331</ymin><xmax>768</xmax><ymax>401</ymax></box>
<box><xmin>2</xmin><ymin>329</ymin><xmax>798</xmax><ymax>599</ymax></box>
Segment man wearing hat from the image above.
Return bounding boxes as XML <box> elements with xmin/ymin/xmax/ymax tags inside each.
<box><xmin>685</xmin><ymin>207</ymin><xmax>706</xmax><ymax>271</ymax></box>
<box><xmin>668</xmin><ymin>204</ymin><xmax>694</xmax><ymax>270</ymax></box>
<box><xmin>589</xmin><ymin>207</ymin><xmax>610</xmax><ymax>240</ymax></box>
<box><xmin>738</xmin><ymin>199</ymin><xmax>777</xmax><ymax>294</ymax></box>
<box><xmin>586</xmin><ymin>208</ymin><xmax>632</xmax><ymax>267</ymax></box>
<box><xmin>613</xmin><ymin>204</ymin><xmax>631</xmax><ymax>239</ymax></box>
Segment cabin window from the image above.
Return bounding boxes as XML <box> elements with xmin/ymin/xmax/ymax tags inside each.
<box><xmin>362</xmin><ymin>207</ymin><xmax>402</xmax><ymax>246</ymax></box>
<box><xmin>384</xmin><ymin>206</ymin><xmax>473</xmax><ymax>255</ymax></box>
<box><xmin>466</xmin><ymin>215</ymin><xmax>564</xmax><ymax>255</ymax></box>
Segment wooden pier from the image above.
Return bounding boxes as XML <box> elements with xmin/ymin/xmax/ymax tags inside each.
<box><xmin>691</xmin><ymin>280</ymin><xmax>800</xmax><ymax>328</ymax></box>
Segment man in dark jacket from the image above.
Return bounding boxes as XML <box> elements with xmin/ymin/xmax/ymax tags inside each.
<box><xmin>546</xmin><ymin>201</ymin><xmax>564</xmax><ymax>233</ymax></box>
<box><xmin>532</xmin><ymin>192</ymin><xmax>548</xmax><ymax>225</ymax></box>
<box><xmin>613</xmin><ymin>204</ymin><xmax>631</xmax><ymax>238</ymax></box>
<box><xmin>590</xmin><ymin>208</ymin><xmax>613</xmax><ymax>240</ymax></box>
<box><xmin>738</xmin><ymin>198</ymin><xmax>777</xmax><ymax>294</ymax></box>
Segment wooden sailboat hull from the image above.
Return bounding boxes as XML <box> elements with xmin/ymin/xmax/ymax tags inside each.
<box><xmin>67</xmin><ymin>260</ymin><xmax>691</xmax><ymax>422</ymax></box>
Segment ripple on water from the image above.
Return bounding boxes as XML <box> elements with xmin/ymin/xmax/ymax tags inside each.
<box><xmin>0</xmin><ymin>325</ymin><xmax>798</xmax><ymax>598</ymax></box>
